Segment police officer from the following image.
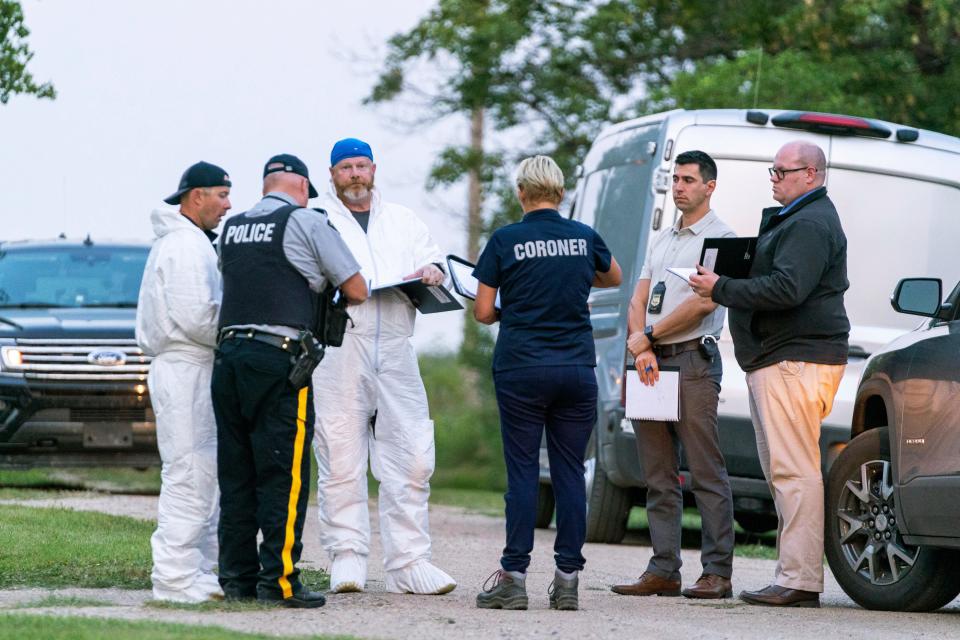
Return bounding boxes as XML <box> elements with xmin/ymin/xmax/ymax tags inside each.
<box><xmin>472</xmin><ymin>155</ymin><xmax>622</xmax><ymax>611</ymax></box>
<box><xmin>211</xmin><ymin>154</ymin><xmax>367</xmax><ymax>608</ymax></box>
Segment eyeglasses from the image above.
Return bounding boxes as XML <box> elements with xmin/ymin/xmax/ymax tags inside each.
<box><xmin>768</xmin><ymin>166</ymin><xmax>812</xmax><ymax>180</ymax></box>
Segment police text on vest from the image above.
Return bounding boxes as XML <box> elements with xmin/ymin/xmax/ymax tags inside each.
<box><xmin>225</xmin><ymin>222</ymin><xmax>276</xmax><ymax>244</ymax></box>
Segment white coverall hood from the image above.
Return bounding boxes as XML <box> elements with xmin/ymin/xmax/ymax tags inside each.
<box><xmin>313</xmin><ymin>185</ymin><xmax>455</xmax><ymax>594</ymax></box>
<box><xmin>136</xmin><ymin>209</ymin><xmax>222</xmax><ymax>358</ymax></box>
<box><xmin>136</xmin><ymin>207</ymin><xmax>223</xmax><ymax>603</ymax></box>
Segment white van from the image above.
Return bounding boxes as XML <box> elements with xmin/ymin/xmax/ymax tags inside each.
<box><xmin>535</xmin><ymin>108</ymin><xmax>960</xmax><ymax>542</ymax></box>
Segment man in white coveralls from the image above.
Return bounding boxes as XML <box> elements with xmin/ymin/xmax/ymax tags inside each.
<box><xmin>136</xmin><ymin>161</ymin><xmax>231</xmax><ymax>602</ymax></box>
<box><xmin>312</xmin><ymin>138</ymin><xmax>456</xmax><ymax>595</ymax></box>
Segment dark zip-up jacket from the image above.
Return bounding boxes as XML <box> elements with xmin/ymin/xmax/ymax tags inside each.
<box><xmin>712</xmin><ymin>186</ymin><xmax>849</xmax><ymax>372</ymax></box>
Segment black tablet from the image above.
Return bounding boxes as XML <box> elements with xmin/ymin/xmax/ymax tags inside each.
<box><xmin>699</xmin><ymin>237</ymin><xmax>757</xmax><ymax>279</ymax></box>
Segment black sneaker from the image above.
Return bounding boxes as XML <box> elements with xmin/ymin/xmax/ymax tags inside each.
<box><xmin>258</xmin><ymin>589</ymin><xmax>326</xmax><ymax>609</ymax></box>
<box><xmin>476</xmin><ymin>570</ymin><xmax>528</xmax><ymax>610</ymax></box>
<box><xmin>548</xmin><ymin>574</ymin><xmax>579</xmax><ymax>611</ymax></box>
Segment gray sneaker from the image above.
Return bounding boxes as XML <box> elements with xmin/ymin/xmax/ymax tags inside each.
<box><xmin>476</xmin><ymin>570</ymin><xmax>528</xmax><ymax>610</ymax></box>
<box><xmin>548</xmin><ymin>574</ymin><xmax>579</xmax><ymax>611</ymax></box>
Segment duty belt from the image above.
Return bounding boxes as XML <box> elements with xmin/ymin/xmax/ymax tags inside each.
<box><xmin>219</xmin><ymin>329</ymin><xmax>300</xmax><ymax>354</ymax></box>
<box><xmin>653</xmin><ymin>335</ymin><xmax>717</xmax><ymax>358</ymax></box>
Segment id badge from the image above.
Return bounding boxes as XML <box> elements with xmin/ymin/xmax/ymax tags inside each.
<box><xmin>648</xmin><ymin>280</ymin><xmax>666</xmax><ymax>314</ymax></box>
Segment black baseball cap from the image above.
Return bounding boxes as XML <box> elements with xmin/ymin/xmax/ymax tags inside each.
<box><xmin>163</xmin><ymin>161</ymin><xmax>231</xmax><ymax>205</ymax></box>
<box><xmin>263</xmin><ymin>153</ymin><xmax>319</xmax><ymax>198</ymax></box>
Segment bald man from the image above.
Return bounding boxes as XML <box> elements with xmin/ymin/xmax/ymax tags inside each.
<box><xmin>690</xmin><ymin>141</ymin><xmax>849</xmax><ymax>608</ymax></box>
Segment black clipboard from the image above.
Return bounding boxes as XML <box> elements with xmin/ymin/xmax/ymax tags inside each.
<box><xmin>699</xmin><ymin>237</ymin><xmax>757</xmax><ymax>279</ymax></box>
<box><xmin>372</xmin><ymin>279</ymin><xmax>463</xmax><ymax>314</ymax></box>
<box><xmin>445</xmin><ymin>254</ymin><xmax>501</xmax><ymax>309</ymax></box>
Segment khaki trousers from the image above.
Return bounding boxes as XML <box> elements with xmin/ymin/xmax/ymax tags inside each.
<box><xmin>745</xmin><ymin>361</ymin><xmax>845</xmax><ymax>592</ymax></box>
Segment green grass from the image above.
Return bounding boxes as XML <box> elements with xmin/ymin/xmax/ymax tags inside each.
<box><xmin>0</xmin><ymin>487</ymin><xmax>73</xmax><ymax>500</ymax></box>
<box><xmin>0</xmin><ymin>467</ymin><xmax>161</xmax><ymax>495</ymax></box>
<box><xmin>430</xmin><ymin>487</ymin><xmax>504</xmax><ymax>516</ymax></box>
<box><xmin>13</xmin><ymin>595</ymin><xmax>115</xmax><ymax>609</ymax></box>
<box><xmin>734</xmin><ymin>544</ymin><xmax>777</xmax><ymax>560</ymax></box>
<box><xmin>627</xmin><ymin>506</ymin><xmax>704</xmax><ymax>531</ymax></box>
<box><xmin>0</xmin><ymin>469</ymin><xmax>60</xmax><ymax>487</ymax></box>
<box><xmin>146</xmin><ymin>599</ymin><xmax>279</xmax><ymax>613</ymax></box>
<box><xmin>0</xmin><ymin>504</ymin><xmax>330</xmax><ymax>591</ymax></box>
<box><xmin>420</xmin><ymin>353</ymin><xmax>505</xmax><ymax>492</ymax></box>
<box><xmin>0</xmin><ymin>615</ymin><xmax>360</xmax><ymax>640</ymax></box>
<box><xmin>625</xmin><ymin>505</ymin><xmax>778</xmax><ymax>559</ymax></box>
<box><xmin>52</xmin><ymin>468</ymin><xmax>161</xmax><ymax>494</ymax></box>
<box><xmin>0</xmin><ymin>505</ymin><xmax>153</xmax><ymax>589</ymax></box>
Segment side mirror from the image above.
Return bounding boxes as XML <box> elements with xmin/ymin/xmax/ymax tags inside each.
<box><xmin>891</xmin><ymin>278</ymin><xmax>942</xmax><ymax>317</ymax></box>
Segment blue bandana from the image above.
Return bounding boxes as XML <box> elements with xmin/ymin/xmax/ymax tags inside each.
<box><xmin>330</xmin><ymin>138</ymin><xmax>373</xmax><ymax>167</ymax></box>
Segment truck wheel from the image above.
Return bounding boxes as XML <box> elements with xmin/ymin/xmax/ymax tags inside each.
<box><xmin>734</xmin><ymin>511</ymin><xmax>778</xmax><ymax>534</ymax></box>
<box><xmin>585</xmin><ymin>449</ymin><xmax>631</xmax><ymax>544</ymax></box>
<box><xmin>824</xmin><ymin>427</ymin><xmax>960</xmax><ymax>611</ymax></box>
<box><xmin>535</xmin><ymin>482</ymin><xmax>555</xmax><ymax>528</ymax></box>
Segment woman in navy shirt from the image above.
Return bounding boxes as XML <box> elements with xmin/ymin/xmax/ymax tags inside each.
<box><xmin>473</xmin><ymin>155</ymin><xmax>621</xmax><ymax>611</ymax></box>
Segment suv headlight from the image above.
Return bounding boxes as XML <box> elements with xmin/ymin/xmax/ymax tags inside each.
<box><xmin>0</xmin><ymin>346</ymin><xmax>24</xmax><ymax>371</ymax></box>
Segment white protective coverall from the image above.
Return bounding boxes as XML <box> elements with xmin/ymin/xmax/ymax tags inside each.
<box><xmin>136</xmin><ymin>209</ymin><xmax>222</xmax><ymax>603</ymax></box>
<box><xmin>312</xmin><ymin>185</ymin><xmax>454</xmax><ymax>594</ymax></box>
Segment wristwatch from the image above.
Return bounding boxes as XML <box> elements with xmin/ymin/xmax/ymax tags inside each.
<box><xmin>644</xmin><ymin>324</ymin><xmax>656</xmax><ymax>345</ymax></box>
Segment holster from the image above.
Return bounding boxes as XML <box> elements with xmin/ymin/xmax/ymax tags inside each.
<box><xmin>287</xmin><ymin>330</ymin><xmax>324</xmax><ymax>389</ymax></box>
<box><xmin>315</xmin><ymin>286</ymin><xmax>352</xmax><ymax>348</ymax></box>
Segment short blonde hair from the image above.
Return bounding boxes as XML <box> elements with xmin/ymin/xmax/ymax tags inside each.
<box><xmin>516</xmin><ymin>155</ymin><xmax>564</xmax><ymax>204</ymax></box>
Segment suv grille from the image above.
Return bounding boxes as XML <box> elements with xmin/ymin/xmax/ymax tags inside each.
<box><xmin>2</xmin><ymin>339</ymin><xmax>152</xmax><ymax>382</ymax></box>
<box><xmin>71</xmin><ymin>407</ymin><xmax>149</xmax><ymax>422</ymax></box>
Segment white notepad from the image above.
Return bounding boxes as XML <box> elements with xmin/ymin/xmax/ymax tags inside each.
<box><xmin>625</xmin><ymin>365</ymin><xmax>681</xmax><ymax>421</ymax></box>
<box><xmin>666</xmin><ymin>267</ymin><xmax>697</xmax><ymax>284</ymax></box>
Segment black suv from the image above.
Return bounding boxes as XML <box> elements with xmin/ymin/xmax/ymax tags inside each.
<box><xmin>824</xmin><ymin>277</ymin><xmax>960</xmax><ymax>611</ymax></box>
<box><xmin>0</xmin><ymin>239</ymin><xmax>158</xmax><ymax>467</ymax></box>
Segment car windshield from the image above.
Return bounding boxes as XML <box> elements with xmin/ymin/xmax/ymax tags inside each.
<box><xmin>0</xmin><ymin>246</ymin><xmax>148</xmax><ymax>308</ymax></box>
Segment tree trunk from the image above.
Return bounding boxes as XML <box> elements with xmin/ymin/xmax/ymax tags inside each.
<box><xmin>467</xmin><ymin>106</ymin><xmax>485</xmax><ymax>262</ymax></box>
<box><xmin>461</xmin><ymin>106</ymin><xmax>486</xmax><ymax>362</ymax></box>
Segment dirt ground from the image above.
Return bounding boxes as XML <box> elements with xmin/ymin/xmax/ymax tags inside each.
<box><xmin>1</xmin><ymin>494</ymin><xmax>958</xmax><ymax>639</ymax></box>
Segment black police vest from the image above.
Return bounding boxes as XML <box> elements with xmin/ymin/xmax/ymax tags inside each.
<box><xmin>218</xmin><ymin>204</ymin><xmax>315</xmax><ymax>331</ymax></box>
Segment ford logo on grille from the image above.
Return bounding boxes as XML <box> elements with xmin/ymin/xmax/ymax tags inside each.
<box><xmin>87</xmin><ymin>350</ymin><xmax>127</xmax><ymax>366</ymax></box>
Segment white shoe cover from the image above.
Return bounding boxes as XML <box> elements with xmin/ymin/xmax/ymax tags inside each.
<box><xmin>152</xmin><ymin>577</ymin><xmax>224</xmax><ymax>603</ymax></box>
<box><xmin>330</xmin><ymin>552</ymin><xmax>367</xmax><ymax>593</ymax></box>
<box><xmin>195</xmin><ymin>571</ymin><xmax>222</xmax><ymax>592</ymax></box>
<box><xmin>385</xmin><ymin>561</ymin><xmax>456</xmax><ymax>595</ymax></box>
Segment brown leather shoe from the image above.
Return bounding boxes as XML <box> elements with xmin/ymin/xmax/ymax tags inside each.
<box><xmin>611</xmin><ymin>571</ymin><xmax>681</xmax><ymax>597</ymax></box>
<box><xmin>681</xmin><ymin>574</ymin><xmax>733</xmax><ymax>599</ymax></box>
<box><xmin>739</xmin><ymin>584</ymin><xmax>820</xmax><ymax>608</ymax></box>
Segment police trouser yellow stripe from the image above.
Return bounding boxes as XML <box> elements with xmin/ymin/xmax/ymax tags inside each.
<box><xmin>278</xmin><ymin>386</ymin><xmax>308</xmax><ymax>598</ymax></box>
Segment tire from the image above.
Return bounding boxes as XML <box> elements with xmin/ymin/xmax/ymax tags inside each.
<box><xmin>584</xmin><ymin>444</ymin><xmax>632</xmax><ymax>544</ymax></box>
<box><xmin>824</xmin><ymin>427</ymin><xmax>960</xmax><ymax>611</ymax></box>
<box><xmin>535</xmin><ymin>482</ymin><xmax>555</xmax><ymax>529</ymax></box>
<box><xmin>734</xmin><ymin>511</ymin><xmax>778</xmax><ymax>534</ymax></box>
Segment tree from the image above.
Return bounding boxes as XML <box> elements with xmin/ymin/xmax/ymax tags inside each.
<box><xmin>0</xmin><ymin>0</ymin><xmax>54</xmax><ymax>104</ymax></box>
<box><xmin>368</xmin><ymin>1</ymin><xmax>623</xmax><ymax>362</ymax></box>
<box><xmin>580</xmin><ymin>0</ymin><xmax>960</xmax><ymax>135</ymax></box>
<box><xmin>370</xmin><ymin>0</ymin><xmax>960</xmax><ymax>360</ymax></box>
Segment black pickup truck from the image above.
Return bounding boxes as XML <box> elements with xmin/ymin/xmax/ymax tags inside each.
<box><xmin>0</xmin><ymin>238</ymin><xmax>158</xmax><ymax>468</ymax></box>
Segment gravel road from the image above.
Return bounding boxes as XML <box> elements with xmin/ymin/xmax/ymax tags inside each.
<box><xmin>1</xmin><ymin>494</ymin><xmax>957</xmax><ymax>639</ymax></box>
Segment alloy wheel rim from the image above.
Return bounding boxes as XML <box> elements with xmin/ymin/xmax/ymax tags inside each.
<box><xmin>836</xmin><ymin>459</ymin><xmax>919</xmax><ymax>585</ymax></box>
